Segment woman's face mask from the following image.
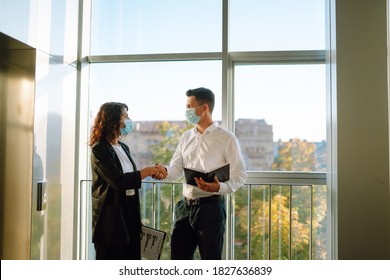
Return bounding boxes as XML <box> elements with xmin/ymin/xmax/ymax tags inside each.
<box><xmin>120</xmin><ymin>119</ymin><xmax>133</xmax><ymax>136</ymax></box>
<box><xmin>185</xmin><ymin>105</ymin><xmax>204</xmax><ymax>125</ymax></box>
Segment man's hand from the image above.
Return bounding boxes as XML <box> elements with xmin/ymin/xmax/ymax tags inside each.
<box><xmin>151</xmin><ymin>164</ymin><xmax>167</xmax><ymax>180</ymax></box>
<box><xmin>195</xmin><ymin>175</ymin><xmax>220</xmax><ymax>192</ymax></box>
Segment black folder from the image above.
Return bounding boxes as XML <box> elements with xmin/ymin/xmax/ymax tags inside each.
<box><xmin>183</xmin><ymin>164</ymin><xmax>230</xmax><ymax>186</ymax></box>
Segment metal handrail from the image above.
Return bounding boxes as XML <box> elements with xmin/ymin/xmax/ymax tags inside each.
<box><xmin>79</xmin><ymin>172</ymin><xmax>326</xmax><ymax>260</ymax></box>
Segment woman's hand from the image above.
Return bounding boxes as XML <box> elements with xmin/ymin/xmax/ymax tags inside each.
<box><xmin>151</xmin><ymin>164</ymin><xmax>167</xmax><ymax>180</ymax></box>
<box><xmin>140</xmin><ymin>164</ymin><xmax>167</xmax><ymax>180</ymax></box>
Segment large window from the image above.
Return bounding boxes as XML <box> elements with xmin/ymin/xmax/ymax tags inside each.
<box><xmin>86</xmin><ymin>0</ymin><xmax>328</xmax><ymax>260</ymax></box>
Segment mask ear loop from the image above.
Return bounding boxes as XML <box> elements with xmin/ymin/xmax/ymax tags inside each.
<box><xmin>199</xmin><ymin>103</ymin><xmax>207</xmax><ymax>116</ymax></box>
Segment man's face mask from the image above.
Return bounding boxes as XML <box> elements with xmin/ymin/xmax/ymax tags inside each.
<box><xmin>185</xmin><ymin>105</ymin><xmax>204</xmax><ymax>125</ymax></box>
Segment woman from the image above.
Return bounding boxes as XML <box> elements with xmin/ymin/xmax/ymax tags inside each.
<box><xmin>89</xmin><ymin>102</ymin><xmax>166</xmax><ymax>260</ymax></box>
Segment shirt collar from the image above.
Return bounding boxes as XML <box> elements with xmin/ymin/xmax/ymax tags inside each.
<box><xmin>193</xmin><ymin>122</ymin><xmax>218</xmax><ymax>135</ymax></box>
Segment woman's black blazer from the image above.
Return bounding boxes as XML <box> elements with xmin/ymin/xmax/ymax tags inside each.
<box><xmin>90</xmin><ymin>140</ymin><xmax>142</xmax><ymax>246</ymax></box>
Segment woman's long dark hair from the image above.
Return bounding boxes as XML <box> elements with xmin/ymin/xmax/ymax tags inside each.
<box><xmin>89</xmin><ymin>102</ymin><xmax>128</xmax><ymax>146</ymax></box>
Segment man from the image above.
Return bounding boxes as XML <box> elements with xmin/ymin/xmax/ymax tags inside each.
<box><xmin>162</xmin><ymin>87</ymin><xmax>247</xmax><ymax>259</ymax></box>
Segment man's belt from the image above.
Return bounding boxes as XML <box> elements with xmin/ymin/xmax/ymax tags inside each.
<box><xmin>184</xmin><ymin>195</ymin><xmax>222</xmax><ymax>206</ymax></box>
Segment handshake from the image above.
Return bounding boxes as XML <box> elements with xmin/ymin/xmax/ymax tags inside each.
<box><xmin>149</xmin><ymin>163</ymin><xmax>168</xmax><ymax>180</ymax></box>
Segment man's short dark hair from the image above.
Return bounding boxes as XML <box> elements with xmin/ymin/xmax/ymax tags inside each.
<box><xmin>186</xmin><ymin>87</ymin><xmax>215</xmax><ymax>113</ymax></box>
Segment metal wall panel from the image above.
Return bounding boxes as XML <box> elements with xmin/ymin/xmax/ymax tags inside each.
<box><xmin>0</xmin><ymin>33</ymin><xmax>36</xmax><ymax>259</ymax></box>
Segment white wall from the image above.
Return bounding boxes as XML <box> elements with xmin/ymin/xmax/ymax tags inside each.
<box><xmin>333</xmin><ymin>0</ymin><xmax>390</xmax><ymax>259</ymax></box>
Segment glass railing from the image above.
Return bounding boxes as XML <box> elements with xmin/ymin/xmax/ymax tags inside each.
<box><xmin>79</xmin><ymin>172</ymin><xmax>327</xmax><ymax>260</ymax></box>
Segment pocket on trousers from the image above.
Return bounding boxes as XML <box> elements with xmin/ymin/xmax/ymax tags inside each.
<box><xmin>174</xmin><ymin>199</ymin><xmax>189</xmax><ymax>223</ymax></box>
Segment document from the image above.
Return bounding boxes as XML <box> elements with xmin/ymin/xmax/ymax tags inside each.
<box><xmin>183</xmin><ymin>164</ymin><xmax>230</xmax><ymax>186</ymax></box>
<box><xmin>140</xmin><ymin>225</ymin><xmax>166</xmax><ymax>260</ymax></box>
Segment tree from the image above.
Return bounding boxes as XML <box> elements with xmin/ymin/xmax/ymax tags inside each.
<box><xmin>151</xmin><ymin>121</ymin><xmax>192</xmax><ymax>165</ymax></box>
<box><xmin>272</xmin><ymin>138</ymin><xmax>317</xmax><ymax>171</ymax></box>
<box><xmin>232</xmin><ymin>137</ymin><xmax>328</xmax><ymax>259</ymax></box>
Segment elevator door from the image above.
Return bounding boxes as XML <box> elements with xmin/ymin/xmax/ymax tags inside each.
<box><xmin>0</xmin><ymin>32</ymin><xmax>38</xmax><ymax>259</ymax></box>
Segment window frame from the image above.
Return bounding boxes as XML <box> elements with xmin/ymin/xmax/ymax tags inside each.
<box><xmin>80</xmin><ymin>0</ymin><xmax>332</xmax><ymax>260</ymax></box>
